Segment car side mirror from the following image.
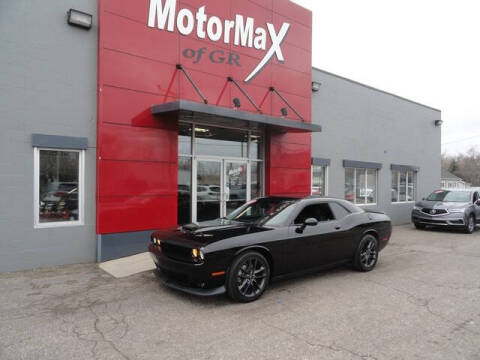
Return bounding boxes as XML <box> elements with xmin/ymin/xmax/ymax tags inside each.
<box><xmin>304</xmin><ymin>218</ymin><xmax>319</xmax><ymax>227</ymax></box>
<box><xmin>295</xmin><ymin>218</ymin><xmax>318</xmax><ymax>234</ymax></box>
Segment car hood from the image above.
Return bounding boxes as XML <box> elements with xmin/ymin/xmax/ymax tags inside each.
<box><xmin>152</xmin><ymin>218</ymin><xmax>269</xmax><ymax>247</ymax></box>
<box><xmin>416</xmin><ymin>200</ymin><xmax>469</xmax><ymax>210</ymax></box>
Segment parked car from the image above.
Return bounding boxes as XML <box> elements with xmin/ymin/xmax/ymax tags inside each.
<box><xmin>149</xmin><ymin>196</ymin><xmax>392</xmax><ymax>302</ymax></box>
<box><xmin>412</xmin><ymin>189</ymin><xmax>480</xmax><ymax>233</ymax></box>
<box><xmin>39</xmin><ymin>188</ymin><xmax>79</xmax><ymax>221</ymax></box>
<box><xmin>197</xmin><ymin>185</ymin><xmax>220</xmax><ymax>201</ymax></box>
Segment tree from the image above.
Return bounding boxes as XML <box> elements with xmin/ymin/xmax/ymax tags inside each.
<box><xmin>442</xmin><ymin>146</ymin><xmax>480</xmax><ymax>186</ymax></box>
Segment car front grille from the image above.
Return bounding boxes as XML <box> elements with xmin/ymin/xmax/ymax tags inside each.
<box><xmin>161</xmin><ymin>242</ymin><xmax>193</xmax><ymax>263</ymax></box>
<box><xmin>422</xmin><ymin>208</ymin><xmax>448</xmax><ymax>215</ymax></box>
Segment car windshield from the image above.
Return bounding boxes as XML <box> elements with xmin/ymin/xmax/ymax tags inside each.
<box><xmin>426</xmin><ymin>190</ymin><xmax>471</xmax><ymax>202</ymax></box>
<box><xmin>225</xmin><ymin>198</ymin><xmax>296</xmax><ymax>224</ymax></box>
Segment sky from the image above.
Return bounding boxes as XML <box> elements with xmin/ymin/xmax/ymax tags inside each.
<box><xmin>290</xmin><ymin>0</ymin><xmax>480</xmax><ymax>155</ymax></box>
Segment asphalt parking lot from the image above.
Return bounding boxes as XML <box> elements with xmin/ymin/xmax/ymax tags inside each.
<box><xmin>1</xmin><ymin>225</ymin><xmax>479</xmax><ymax>360</ymax></box>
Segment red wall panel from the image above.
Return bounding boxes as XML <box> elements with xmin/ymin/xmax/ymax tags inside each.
<box><xmin>98</xmin><ymin>195</ymin><xmax>177</xmax><ymax>233</ymax></box>
<box><xmin>98</xmin><ymin>161</ymin><xmax>177</xmax><ymax>197</ymax></box>
<box><xmin>97</xmin><ymin>0</ymin><xmax>312</xmax><ymax>234</ymax></box>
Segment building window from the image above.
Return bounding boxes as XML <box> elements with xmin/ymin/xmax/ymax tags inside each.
<box><xmin>345</xmin><ymin>168</ymin><xmax>377</xmax><ymax>205</ymax></box>
<box><xmin>311</xmin><ymin>165</ymin><xmax>327</xmax><ymax>196</ymax></box>
<box><xmin>392</xmin><ymin>170</ymin><xmax>416</xmax><ymax>202</ymax></box>
<box><xmin>34</xmin><ymin>148</ymin><xmax>84</xmax><ymax>227</ymax></box>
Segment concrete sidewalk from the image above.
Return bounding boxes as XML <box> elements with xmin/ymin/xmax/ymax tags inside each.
<box><xmin>98</xmin><ymin>252</ymin><xmax>155</xmax><ymax>278</ymax></box>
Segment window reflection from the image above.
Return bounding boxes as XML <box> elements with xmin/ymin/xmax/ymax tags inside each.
<box><xmin>250</xmin><ymin>134</ymin><xmax>263</xmax><ymax>160</ymax></box>
<box><xmin>178</xmin><ymin>157</ymin><xmax>191</xmax><ymax>225</ymax></box>
<box><xmin>312</xmin><ymin>165</ymin><xmax>326</xmax><ymax>196</ymax></box>
<box><xmin>178</xmin><ymin>123</ymin><xmax>192</xmax><ymax>155</ymax></box>
<box><xmin>345</xmin><ymin>168</ymin><xmax>355</xmax><ymax>203</ymax></box>
<box><xmin>366</xmin><ymin>169</ymin><xmax>377</xmax><ymax>204</ymax></box>
<box><xmin>345</xmin><ymin>167</ymin><xmax>377</xmax><ymax>204</ymax></box>
<box><xmin>392</xmin><ymin>170</ymin><xmax>416</xmax><ymax>203</ymax></box>
<box><xmin>39</xmin><ymin>150</ymin><xmax>79</xmax><ymax>223</ymax></box>
<box><xmin>195</xmin><ymin>125</ymin><xmax>248</xmax><ymax>158</ymax></box>
<box><xmin>392</xmin><ymin>170</ymin><xmax>399</xmax><ymax>202</ymax></box>
<box><xmin>196</xmin><ymin>160</ymin><xmax>221</xmax><ymax>222</ymax></box>
<box><xmin>355</xmin><ymin>169</ymin><xmax>366</xmax><ymax>204</ymax></box>
<box><xmin>399</xmin><ymin>172</ymin><xmax>407</xmax><ymax>202</ymax></box>
<box><xmin>251</xmin><ymin>161</ymin><xmax>262</xmax><ymax>199</ymax></box>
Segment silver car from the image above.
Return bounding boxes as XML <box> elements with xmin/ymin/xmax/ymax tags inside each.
<box><xmin>411</xmin><ymin>189</ymin><xmax>480</xmax><ymax>233</ymax></box>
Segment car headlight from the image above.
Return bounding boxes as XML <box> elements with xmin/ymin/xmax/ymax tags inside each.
<box><xmin>192</xmin><ymin>248</ymin><xmax>204</xmax><ymax>262</ymax></box>
<box><xmin>151</xmin><ymin>237</ymin><xmax>162</xmax><ymax>246</ymax></box>
<box><xmin>449</xmin><ymin>209</ymin><xmax>464</xmax><ymax>213</ymax></box>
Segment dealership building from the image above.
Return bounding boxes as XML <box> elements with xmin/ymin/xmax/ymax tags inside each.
<box><xmin>0</xmin><ymin>0</ymin><xmax>441</xmax><ymax>272</ymax></box>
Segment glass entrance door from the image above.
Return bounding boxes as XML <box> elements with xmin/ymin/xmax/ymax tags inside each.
<box><xmin>193</xmin><ymin>159</ymin><xmax>249</xmax><ymax>222</ymax></box>
<box><xmin>195</xmin><ymin>160</ymin><xmax>222</xmax><ymax>222</ymax></box>
<box><xmin>178</xmin><ymin>123</ymin><xmax>264</xmax><ymax>225</ymax></box>
<box><xmin>224</xmin><ymin>161</ymin><xmax>248</xmax><ymax>216</ymax></box>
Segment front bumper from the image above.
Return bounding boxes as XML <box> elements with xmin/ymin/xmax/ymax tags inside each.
<box><xmin>153</xmin><ymin>269</ymin><xmax>225</xmax><ymax>296</ymax></box>
<box><xmin>412</xmin><ymin>210</ymin><xmax>465</xmax><ymax>226</ymax></box>
<box><xmin>148</xmin><ymin>243</ymin><xmax>226</xmax><ymax>296</ymax></box>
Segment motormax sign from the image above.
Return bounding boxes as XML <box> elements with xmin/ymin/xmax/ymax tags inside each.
<box><xmin>147</xmin><ymin>0</ymin><xmax>290</xmax><ymax>82</ymax></box>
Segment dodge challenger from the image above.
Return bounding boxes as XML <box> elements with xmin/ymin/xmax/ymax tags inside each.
<box><xmin>149</xmin><ymin>196</ymin><xmax>392</xmax><ymax>302</ymax></box>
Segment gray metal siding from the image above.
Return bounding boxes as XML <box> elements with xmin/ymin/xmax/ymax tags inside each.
<box><xmin>0</xmin><ymin>0</ymin><xmax>98</xmax><ymax>272</ymax></box>
<box><xmin>312</xmin><ymin>69</ymin><xmax>441</xmax><ymax>225</ymax></box>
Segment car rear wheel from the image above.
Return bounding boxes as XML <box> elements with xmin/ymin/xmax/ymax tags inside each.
<box><xmin>464</xmin><ymin>214</ymin><xmax>475</xmax><ymax>234</ymax></box>
<box><xmin>354</xmin><ymin>234</ymin><xmax>379</xmax><ymax>272</ymax></box>
<box><xmin>414</xmin><ymin>222</ymin><xmax>426</xmax><ymax>230</ymax></box>
<box><xmin>226</xmin><ymin>251</ymin><xmax>270</xmax><ymax>303</ymax></box>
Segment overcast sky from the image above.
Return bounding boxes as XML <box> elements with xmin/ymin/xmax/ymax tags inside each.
<box><xmin>291</xmin><ymin>0</ymin><xmax>480</xmax><ymax>155</ymax></box>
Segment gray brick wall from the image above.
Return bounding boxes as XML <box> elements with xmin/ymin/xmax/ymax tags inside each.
<box><xmin>0</xmin><ymin>0</ymin><xmax>98</xmax><ymax>272</ymax></box>
<box><xmin>312</xmin><ymin>68</ymin><xmax>441</xmax><ymax>225</ymax></box>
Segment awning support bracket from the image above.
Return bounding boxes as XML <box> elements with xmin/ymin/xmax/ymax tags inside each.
<box><xmin>172</xmin><ymin>64</ymin><xmax>208</xmax><ymax>104</ymax></box>
<box><xmin>265</xmin><ymin>86</ymin><xmax>305</xmax><ymax>122</ymax></box>
<box><xmin>227</xmin><ymin>77</ymin><xmax>262</xmax><ymax>114</ymax></box>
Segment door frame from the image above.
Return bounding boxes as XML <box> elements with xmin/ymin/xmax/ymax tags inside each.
<box><xmin>193</xmin><ymin>156</ymin><xmax>250</xmax><ymax>223</ymax></box>
<box><xmin>179</xmin><ymin>121</ymin><xmax>265</xmax><ymax>224</ymax></box>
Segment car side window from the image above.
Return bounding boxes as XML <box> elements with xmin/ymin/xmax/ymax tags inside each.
<box><xmin>294</xmin><ymin>203</ymin><xmax>335</xmax><ymax>224</ymax></box>
<box><xmin>474</xmin><ymin>192</ymin><xmax>479</xmax><ymax>203</ymax></box>
<box><xmin>329</xmin><ymin>202</ymin><xmax>351</xmax><ymax>220</ymax></box>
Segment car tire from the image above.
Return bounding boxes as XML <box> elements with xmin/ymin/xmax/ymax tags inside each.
<box><xmin>226</xmin><ymin>251</ymin><xmax>270</xmax><ymax>303</ymax></box>
<box><xmin>354</xmin><ymin>234</ymin><xmax>379</xmax><ymax>272</ymax></box>
<box><xmin>464</xmin><ymin>214</ymin><xmax>475</xmax><ymax>234</ymax></box>
<box><xmin>414</xmin><ymin>222</ymin><xmax>426</xmax><ymax>230</ymax></box>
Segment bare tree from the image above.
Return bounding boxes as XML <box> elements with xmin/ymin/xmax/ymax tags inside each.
<box><xmin>442</xmin><ymin>147</ymin><xmax>480</xmax><ymax>186</ymax></box>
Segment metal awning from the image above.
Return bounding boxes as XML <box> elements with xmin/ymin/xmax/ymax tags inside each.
<box><xmin>151</xmin><ymin>100</ymin><xmax>322</xmax><ymax>133</ymax></box>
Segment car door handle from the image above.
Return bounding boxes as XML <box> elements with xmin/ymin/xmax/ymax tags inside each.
<box><xmin>335</xmin><ymin>226</ymin><xmax>341</xmax><ymax>230</ymax></box>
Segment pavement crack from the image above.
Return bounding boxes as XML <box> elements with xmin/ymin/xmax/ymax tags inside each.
<box><xmin>262</xmin><ymin>320</ymin><xmax>378</xmax><ymax>360</ymax></box>
<box><xmin>88</xmin><ymin>303</ymin><xmax>131</xmax><ymax>360</ymax></box>
<box><xmin>364</xmin><ymin>279</ymin><xmax>480</xmax><ymax>336</ymax></box>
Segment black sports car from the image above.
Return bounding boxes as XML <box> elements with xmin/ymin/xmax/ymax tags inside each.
<box><xmin>149</xmin><ymin>196</ymin><xmax>392</xmax><ymax>302</ymax></box>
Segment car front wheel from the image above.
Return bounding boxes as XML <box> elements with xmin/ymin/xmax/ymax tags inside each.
<box><xmin>226</xmin><ymin>251</ymin><xmax>270</xmax><ymax>303</ymax></box>
<box><xmin>464</xmin><ymin>214</ymin><xmax>475</xmax><ymax>234</ymax></box>
<box><xmin>354</xmin><ymin>234</ymin><xmax>379</xmax><ymax>272</ymax></box>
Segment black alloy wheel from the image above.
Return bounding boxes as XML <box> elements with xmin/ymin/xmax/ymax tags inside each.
<box><xmin>354</xmin><ymin>234</ymin><xmax>379</xmax><ymax>272</ymax></box>
<box><xmin>227</xmin><ymin>251</ymin><xmax>270</xmax><ymax>303</ymax></box>
<box><xmin>464</xmin><ymin>214</ymin><xmax>475</xmax><ymax>234</ymax></box>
